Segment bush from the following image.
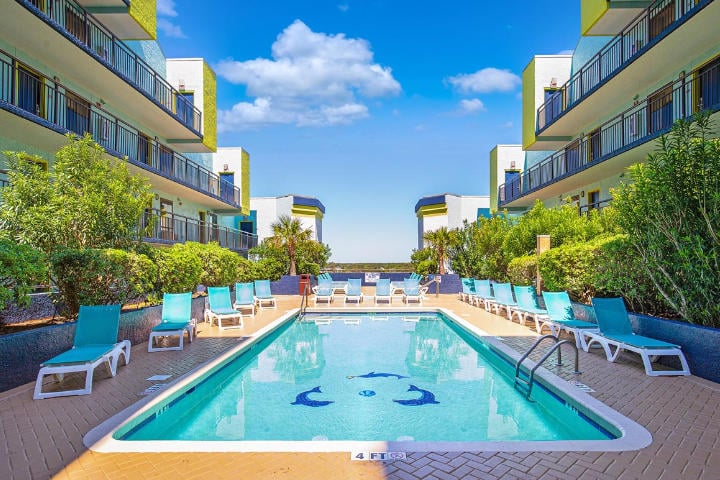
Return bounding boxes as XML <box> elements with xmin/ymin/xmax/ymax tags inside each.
<box><xmin>410</xmin><ymin>248</ymin><xmax>437</xmax><ymax>276</ymax></box>
<box><xmin>506</xmin><ymin>255</ymin><xmax>536</xmax><ymax>286</ymax></box>
<box><xmin>50</xmin><ymin>247</ymin><xmax>154</xmax><ymax>317</ymax></box>
<box><xmin>0</xmin><ymin>240</ymin><xmax>47</xmax><ymax>311</ymax></box>
<box><xmin>178</xmin><ymin>242</ymin><xmax>240</xmax><ymax>287</ymax></box>
<box><xmin>538</xmin><ymin>238</ymin><xmax>607</xmax><ymax>303</ymax></box>
<box><xmin>155</xmin><ymin>244</ymin><xmax>202</xmax><ymax>294</ymax></box>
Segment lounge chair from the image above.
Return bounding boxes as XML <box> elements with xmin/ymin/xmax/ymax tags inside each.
<box><xmin>512</xmin><ymin>285</ymin><xmax>551</xmax><ymax>331</ymax></box>
<box><xmin>374</xmin><ymin>278</ymin><xmax>392</xmax><ymax>305</ymax></box>
<box><xmin>313</xmin><ymin>278</ymin><xmax>334</xmax><ymax>306</ymax></box>
<box><xmin>34</xmin><ymin>304</ymin><xmax>131</xmax><ymax>400</ymax></box>
<box><xmin>491</xmin><ymin>283</ymin><xmax>518</xmax><ymax>319</ymax></box>
<box><xmin>254</xmin><ymin>280</ymin><xmax>277</xmax><ymax>309</ymax></box>
<box><xmin>542</xmin><ymin>291</ymin><xmax>598</xmax><ymax>349</ymax></box>
<box><xmin>233</xmin><ymin>282</ymin><xmax>256</xmax><ymax>317</ymax></box>
<box><xmin>403</xmin><ymin>278</ymin><xmax>422</xmax><ymax>305</ymax></box>
<box><xmin>148</xmin><ymin>292</ymin><xmax>196</xmax><ymax>352</ymax></box>
<box><xmin>473</xmin><ymin>279</ymin><xmax>496</xmax><ymax>311</ymax></box>
<box><xmin>588</xmin><ymin>297</ymin><xmax>690</xmax><ymax>376</ymax></box>
<box><xmin>460</xmin><ymin>278</ymin><xmax>475</xmax><ymax>303</ymax></box>
<box><xmin>344</xmin><ymin>278</ymin><xmax>364</xmax><ymax>305</ymax></box>
<box><xmin>206</xmin><ymin>286</ymin><xmax>244</xmax><ymax>329</ymax></box>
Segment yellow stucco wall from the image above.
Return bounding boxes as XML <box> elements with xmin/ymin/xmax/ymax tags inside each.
<box><xmin>522</xmin><ymin>59</ymin><xmax>536</xmax><ymax>150</ymax></box>
<box><xmin>241</xmin><ymin>150</ymin><xmax>250</xmax><ymax>215</ymax></box>
<box><xmin>202</xmin><ymin>61</ymin><xmax>218</xmax><ymax>152</ymax></box>
<box><xmin>581</xmin><ymin>0</ymin><xmax>610</xmax><ymax>36</ymax></box>
<box><xmin>416</xmin><ymin>204</ymin><xmax>448</xmax><ymax>218</ymax></box>
<box><xmin>489</xmin><ymin>146</ymin><xmax>499</xmax><ymax>212</ymax></box>
<box><xmin>129</xmin><ymin>0</ymin><xmax>157</xmax><ymax>40</ymax></box>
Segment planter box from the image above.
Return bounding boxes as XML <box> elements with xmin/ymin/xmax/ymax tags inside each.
<box><xmin>0</xmin><ymin>296</ymin><xmax>206</xmax><ymax>393</ymax></box>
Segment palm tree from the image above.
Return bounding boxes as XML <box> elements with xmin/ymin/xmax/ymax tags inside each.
<box><xmin>270</xmin><ymin>215</ymin><xmax>312</xmax><ymax>276</ymax></box>
<box><xmin>423</xmin><ymin>227</ymin><xmax>455</xmax><ymax>275</ymax></box>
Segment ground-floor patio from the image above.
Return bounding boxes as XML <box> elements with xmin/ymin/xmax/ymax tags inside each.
<box><xmin>1</xmin><ymin>293</ymin><xmax>718</xmax><ymax>479</ymax></box>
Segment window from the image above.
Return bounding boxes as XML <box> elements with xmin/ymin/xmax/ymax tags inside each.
<box><xmin>543</xmin><ymin>88</ymin><xmax>563</xmax><ymax>126</ymax></box>
<box><xmin>65</xmin><ymin>90</ymin><xmax>90</xmax><ymax>136</ymax></box>
<box><xmin>587</xmin><ymin>190</ymin><xmax>600</xmax><ymax>211</ymax></box>
<box><xmin>157</xmin><ymin>144</ymin><xmax>173</xmax><ymax>176</ymax></box>
<box><xmin>17</xmin><ymin>64</ymin><xmax>44</xmax><ymax>117</ymax></box>
<box><xmin>648</xmin><ymin>85</ymin><xmax>673</xmax><ymax>134</ymax></box>
<box><xmin>240</xmin><ymin>221</ymin><xmax>255</xmax><ymax>234</ymax></box>
<box><xmin>696</xmin><ymin>57</ymin><xmax>720</xmax><ymax>112</ymax></box>
<box><xmin>159</xmin><ymin>199</ymin><xmax>174</xmax><ymax>240</ymax></box>
<box><xmin>587</xmin><ymin>128</ymin><xmax>601</xmax><ymax>163</ymax></box>
<box><xmin>564</xmin><ymin>140</ymin><xmax>581</xmax><ymax>175</ymax></box>
<box><xmin>219</xmin><ymin>172</ymin><xmax>234</xmax><ymax>201</ymax></box>
<box><xmin>175</xmin><ymin>91</ymin><xmax>194</xmax><ymax>123</ymax></box>
<box><xmin>137</xmin><ymin>132</ymin><xmax>152</xmax><ymax>166</ymax></box>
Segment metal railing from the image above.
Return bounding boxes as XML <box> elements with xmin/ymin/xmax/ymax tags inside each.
<box><xmin>579</xmin><ymin>198</ymin><xmax>613</xmax><ymax>216</ymax></box>
<box><xmin>19</xmin><ymin>0</ymin><xmax>202</xmax><ymax>134</ymax></box>
<box><xmin>536</xmin><ymin>0</ymin><xmax>710</xmax><ymax>133</ymax></box>
<box><xmin>0</xmin><ymin>52</ymin><xmax>242</xmax><ymax>207</ymax></box>
<box><xmin>499</xmin><ymin>58</ymin><xmax>720</xmax><ymax>206</ymax></box>
<box><xmin>140</xmin><ymin>209</ymin><xmax>258</xmax><ymax>252</ymax></box>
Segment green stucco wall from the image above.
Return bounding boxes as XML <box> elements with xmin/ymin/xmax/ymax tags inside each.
<box><xmin>581</xmin><ymin>0</ymin><xmax>609</xmax><ymax>36</ymax></box>
<box><xmin>202</xmin><ymin>61</ymin><xmax>218</xmax><ymax>152</ymax></box>
<box><xmin>489</xmin><ymin>146</ymin><xmax>499</xmax><ymax>212</ymax></box>
<box><xmin>241</xmin><ymin>150</ymin><xmax>250</xmax><ymax>215</ymax></box>
<box><xmin>522</xmin><ymin>58</ymin><xmax>536</xmax><ymax>150</ymax></box>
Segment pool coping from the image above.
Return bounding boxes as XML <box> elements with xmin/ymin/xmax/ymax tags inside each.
<box><xmin>84</xmin><ymin>307</ymin><xmax>652</xmax><ymax>453</ymax></box>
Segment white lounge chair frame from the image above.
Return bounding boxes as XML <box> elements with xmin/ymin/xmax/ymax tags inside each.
<box><xmin>148</xmin><ymin>321</ymin><xmax>196</xmax><ymax>352</ymax></box>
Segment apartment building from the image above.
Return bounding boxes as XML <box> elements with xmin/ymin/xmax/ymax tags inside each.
<box><xmin>493</xmin><ymin>0</ymin><xmax>720</xmax><ymax>214</ymax></box>
<box><xmin>0</xmin><ymin>0</ymin><xmax>255</xmax><ymax>254</ymax></box>
<box><xmin>415</xmin><ymin>193</ymin><xmax>491</xmax><ymax>250</ymax></box>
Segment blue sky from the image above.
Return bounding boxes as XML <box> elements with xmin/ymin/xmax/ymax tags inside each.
<box><xmin>157</xmin><ymin>0</ymin><xmax>581</xmax><ymax>262</ymax></box>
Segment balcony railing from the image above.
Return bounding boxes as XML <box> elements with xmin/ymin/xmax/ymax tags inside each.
<box><xmin>500</xmin><ymin>58</ymin><xmax>720</xmax><ymax>206</ymax></box>
<box><xmin>19</xmin><ymin>0</ymin><xmax>202</xmax><ymax>134</ymax></box>
<box><xmin>141</xmin><ymin>209</ymin><xmax>258</xmax><ymax>253</ymax></box>
<box><xmin>536</xmin><ymin>0</ymin><xmax>710</xmax><ymax>133</ymax></box>
<box><xmin>0</xmin><ymin>51</ymin><xmax>242</xmax><ymax>207</ymax></box>
<box><xmin>579</xmin><ymin>198</ymin><xmax>613</xmax><ymax>216</ymax></box>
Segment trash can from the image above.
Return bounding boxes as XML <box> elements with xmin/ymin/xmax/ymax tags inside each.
<box><xmin>299</xmin><ymin>274</ymin><xmax>311</xmax><ymax>295</ymax></box>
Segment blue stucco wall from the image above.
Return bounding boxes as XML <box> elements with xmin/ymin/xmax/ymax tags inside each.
<box><xmin>126</xmin><ymin>40</ymin><xmax>167</xmax><ymax>78</ymax></box>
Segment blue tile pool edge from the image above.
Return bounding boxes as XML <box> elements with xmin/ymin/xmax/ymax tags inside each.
<box><xmin>84</xmin><ymin>307</ymin><xmax>653</xmax><ymax>453</ymax></box>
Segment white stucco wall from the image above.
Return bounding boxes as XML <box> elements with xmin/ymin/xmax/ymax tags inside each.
<box><xmin>165</xmin><ymin>58</ymin><xmax>205</xmax><ymax>123</ymax></box>
<box><xmin>495</xmin><ymin>145</ymin><xmax>524</xmax><ymax>189</ymax></box>
<box><xmin>532</xmin><ymin>55</ymin><xmax>573</xmax><ymax>116</ymax></box>
<box><xmin>417</xmin><ymin>194</ymin><xmax>489</xmax><ymax>249</ymax></box>
<box><xmin>250</xmin><ymin>195</ymin><xmax>323</xmax><ymax>243</ymax></box>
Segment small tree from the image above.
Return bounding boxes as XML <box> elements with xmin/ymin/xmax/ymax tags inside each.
<box><xmin>612</xmin><ymin>112</ymin><xmax>720</xmax><ymax>327</ymax></box>
<box><xmin>0</xmin><ymin>133</ymin><xmax>153</xmax><ymax>254</ymax></box>
<box><xmin>269</xmin><ymin>215</ymin><xmax>312</xmax><ymax>276</ymax></box>
<box><xmin>422</xmin><ymin>227</ymin><xmax>456</xmax><ymax>275</ymax></box>
<box><xmin>0</xmin><ymin>240</ymin><xmax>47</xmax><ymax>311</ymax></box>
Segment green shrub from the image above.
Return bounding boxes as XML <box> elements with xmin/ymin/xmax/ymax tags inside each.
<box><xmin>0</xmin><ymin>240</ymin><xmax>47</xmax><ymax>311</ymax></box>
<box><xmin>155</xmin><ymin>244</ymin><xmax>202</xmax><ymax>294</ymax></box>
<box><xmin>538</xmin><ymin>238</ymin><xmax>607</xmax><ymax>303</ymax></box>
<box><xmin>50</xmin><ymin>247</ymin><xmax>153</xmax><ymax>317</ymax></box>
<box><xmin>178</xmin><ymin>242</ymin><xmax>239</xmax><ymax>287</ymax></box>
<box><xmin>506</xmin><ymin>255</ymin><xmax>536</xmax><ymax>286</ymax></box>
<box><xmin>411</xmin><ymin>248</ymin><xmax>437</xmax><ymax>275</ymax></box>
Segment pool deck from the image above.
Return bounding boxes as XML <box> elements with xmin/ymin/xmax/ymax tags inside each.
<box><xmin>1</xmin><ymin>293</ymin><xmax>719</xmax><ymax>479</ymax></box>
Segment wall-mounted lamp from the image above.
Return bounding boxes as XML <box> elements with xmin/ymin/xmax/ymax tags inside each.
<box><xmin>581</xmin><ymin>190</ymin><xmax>585</xmax><ymax>198</ymax></box>
<box><xmin>177</xmin><ymin>197</ymin><xmax>183</xmax><ymax>206</ymax></box>
<box><xmin>154</xmin><ymin>193</ymin><xmax>160</xmax><ymax>201</ymax></box>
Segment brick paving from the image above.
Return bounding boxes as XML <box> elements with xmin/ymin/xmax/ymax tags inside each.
<box><xmin>1</xmin><ymin>293</ymin><xmax>719</xmax><ymax>479</ymax></box>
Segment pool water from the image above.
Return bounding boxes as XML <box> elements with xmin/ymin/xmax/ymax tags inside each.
<box><xmin>120</xmin><ymin>312</ymin><xmax>611</xmax><ymax>442</ymax></box>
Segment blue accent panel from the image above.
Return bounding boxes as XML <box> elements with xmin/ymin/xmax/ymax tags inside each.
<box><xmin>477</xmin><ymin>208</ymin><xmax>491</xmax><ymax>219</ymax></box>
<box><xmin>414</xmin><ymin>194</ymin><xmax>447</xmax><ymax>213</ymax></box>
<box><xmin>292</xmin><ymin>196</ymin><xmax>325</xmax><ymax>213</ymax></box>
<box><xmin>569</xmin><ymin>36</ymin><xmax>614</xmax><ymax>76</ymax></box>
<box><xmin>126</xmin><ymin>40</ymin><xmax>167</xmax><ymax>78</ymax></box>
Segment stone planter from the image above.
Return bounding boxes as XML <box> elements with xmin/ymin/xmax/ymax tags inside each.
<box><xmin>0</xmin><ymin>296</ymin><xmax>206</xmax><ymax>393</ymax></box>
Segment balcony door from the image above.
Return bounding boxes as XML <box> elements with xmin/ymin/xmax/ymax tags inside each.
<box><xmin>159</xmin><ymin>198</ymin><xmax>174</xmax><ymax>240</ymax></box>
<box><xmin>697</xmin><ymin>58</ymin><xmax>720</xmax><ymax>112</ymax></box>
<box><xmin>17</xmin><ymin>64</ymin><xmax>43</xmax><ymax>117</ymax></box>
<box><xmin>648</xmin><ymin>85</ymin><xmax>673</xmax><ymax>134</ymax></box>
<box><xmin>65</xmin><ymin>91</ymin><xmax>90</xmax><ymax>136</ymax></box>
<box><xmin>649</xmin><ymin>1</ymin><xmax>674</xmax><ymax>42</ymax></box>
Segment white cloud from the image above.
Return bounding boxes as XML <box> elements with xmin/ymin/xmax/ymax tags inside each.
<box><xmin>338</xmin><ymin>4</ymin><xmax>350</xmax><ymax>12</ymax></box>
<box><xmin>446</xmin><ymin>67</ymin><xmax>521</xmax><ymax>94</ymax></box>
<box><xmin>459</xmin><ymin>98</ymin><xmax>486</xmax><ymax>114</ymax></box>
<box><xmin>157</xmin><ymin>18</ymin><xmax>186</xmax><ymax>39</ymax></box>
<box><xmin>556</xmin><ymin>49</ymin><xmax>574</xmax><ymax>55</ymax></box>
<box><xmin>500</xmin><ymin>121</ymin><xmax>513</xmax><ymax>128</ymax></box>
<box><xmin>157</xmin><ymin>0</ymin><xmax>178</xmax><ymax>17</ymax></box>
<box><xmin>216</xmin><ymin>20</ymin><xmax>400</xmax><ymax>129</ymax></box>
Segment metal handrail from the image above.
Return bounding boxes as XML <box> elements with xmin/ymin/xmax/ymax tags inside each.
<box><xmin>0</xmin><ymin>51</ymin><xmax>243</xmax><ymax>207</ymax></box>
<box><xmin>536</xmin><ymin>0</ymin><xmax>710</xmax><ymax>133</ymax></box>
<box><xmin>19</xmin><ymin>0</ymin><xmax>202</xmax><ymax>133</ymax></box>
<box><xmin>514</xmin><ymin>335</ymin><xmax>581</xmax><ymax>399</ymax></box>
<box><xmin>298</xmin><ymin>278</ymin><xmax>312</xmax><ymax>320</ymax></box>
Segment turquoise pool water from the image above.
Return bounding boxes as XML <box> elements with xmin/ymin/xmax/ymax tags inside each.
<box><xmin>118</xmin><ymin>312</ymin><xmax>613</xmax><ymax>443</ymax></box>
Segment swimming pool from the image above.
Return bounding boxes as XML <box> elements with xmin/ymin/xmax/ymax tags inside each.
<box><xmin>86</xmin><ymin>308</ymin><xmax>651</xmax><ymax>452</ymax></box>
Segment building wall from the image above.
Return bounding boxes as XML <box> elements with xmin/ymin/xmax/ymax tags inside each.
<box><xmin>489</xmin><ymin>145</ymin><xmax>524</xmax><ymax>212</ymax></box>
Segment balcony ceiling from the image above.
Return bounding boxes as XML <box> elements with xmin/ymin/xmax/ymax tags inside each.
<box><xmin>3</xmin><ymin>3</ymin><xmax>209</xmax><ymax>151</ymax></box>
<box><xmin>0</xmin><ymin>109</ymin><xmax>233</xmax><ymax>211</ymax></box>
<box><xmin>536</xmin><ymin>1</ymin><xmax>720</xmax><ymax>145</ymax></box>
<box><xmin>75</xmin><ymin>0</ymin><xmax>153</xmax><ymax>40</ymax></box>
<box><xmin>585</xmin><ymin>8</ymin><xmax>645</xmax><ymax>36</ymax></box>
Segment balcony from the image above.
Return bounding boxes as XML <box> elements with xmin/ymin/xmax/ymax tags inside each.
<box><xmin>141</xmin><ymin>209</ymin><xmax>258</xmax><ymax>254</ymax></box>
<box><xmin>75</xmin><ymin>0</ymin><xmax>156</xmax><ymax>40</ymax></box>
<box><xmin>500</xmin><ymin>58</ymin><xmax>720</xmax><ymax>207</ymax></box>
<box><xmin>535</xmin><ymin>0</ymin><xmax>715</xmax><ymax>147</ymax></box>
<box><xmin>0</xmin><ymin>51</ymin><xmax>242</xmax><ymax>209</ymax></box>
<box><xmin>7</xmin><ymin>0</ymin><xmax>208</xmax><ymax>150</ymax></box>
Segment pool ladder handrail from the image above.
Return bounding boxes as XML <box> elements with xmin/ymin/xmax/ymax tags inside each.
<box><xmin>298</xmin><ymin>278</ymin><xmax>312</xmax><ymax>320</ymax></box>
<box><xmin>514</xmin><ymin>334</ymin><xmax>581</xmax><ymax>399</ymax></box>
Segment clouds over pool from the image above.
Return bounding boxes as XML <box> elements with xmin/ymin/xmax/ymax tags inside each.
<box><xmin>216</xmin><ymin>20</ymin><xmax>401</xmax><ymax>130</ymax></box>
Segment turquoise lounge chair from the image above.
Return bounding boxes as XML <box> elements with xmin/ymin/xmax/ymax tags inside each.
<box><xmin>344</xmin><ymin>278</ymin><xmax>364</xmax><ymax>305</ymax></box>
<box><xmin>512</xmin><ymin>285</ymin><xmax>550</xmax><ymax>331</ymax></box>
<box><xmin>542</xmin><ymin>291</ymin><xmax>598</xmax><ymax>349</ymax></box>
<box><xmin>588</xmin><ymin>297</ymin><xmax>690</xmax><ymax>376</ymax></box>
<box><xmin>374</xmin><ymin>278</ymin><xmax>392</xmax><ymax>305</ymax></box>
<box><xmin>233</xmin><ymin>282</ymin><xmax>257</xmax><ymax>316</ymax></box>
<box><xmin>34</xmin><ymin>304</ymin><xmax>131</xmax><ymax>400</ymax></box>
<box><xmin>491</xmin><ymin>283</ymin><xmax>518</xmax><ymax>319</ymax></box>
<box><xmin>148</xmin><ymin>292</ymin><xmax>196</xmax><ymax>352</ymax></box>
<box><xmin>460</xmin><ymin>277</ymin><xmax>475</xmax><ymax>303</ymax></box>
<box><xmin>403</xmin><ymin>278</ymin><xmax>422</xmax><ymax>305</ymax></box>
<box><xmin>206</xmin><ymin>286</ymin><xmax>244</xmax><ymax>329</ymax></box>
<box><xmin>254</xmin><ymin>280</ymin><xmax>277</xmax><ymax>309</ymax></box>
<box><xmin>313</xmin><ymin>278</ymin><xmax>334</xmax><ymax>306</ymax></box>
<box><xmin>473</xmin><ymin>279</ymin><xmax>496</xmax><ymax>311</ymax></box>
